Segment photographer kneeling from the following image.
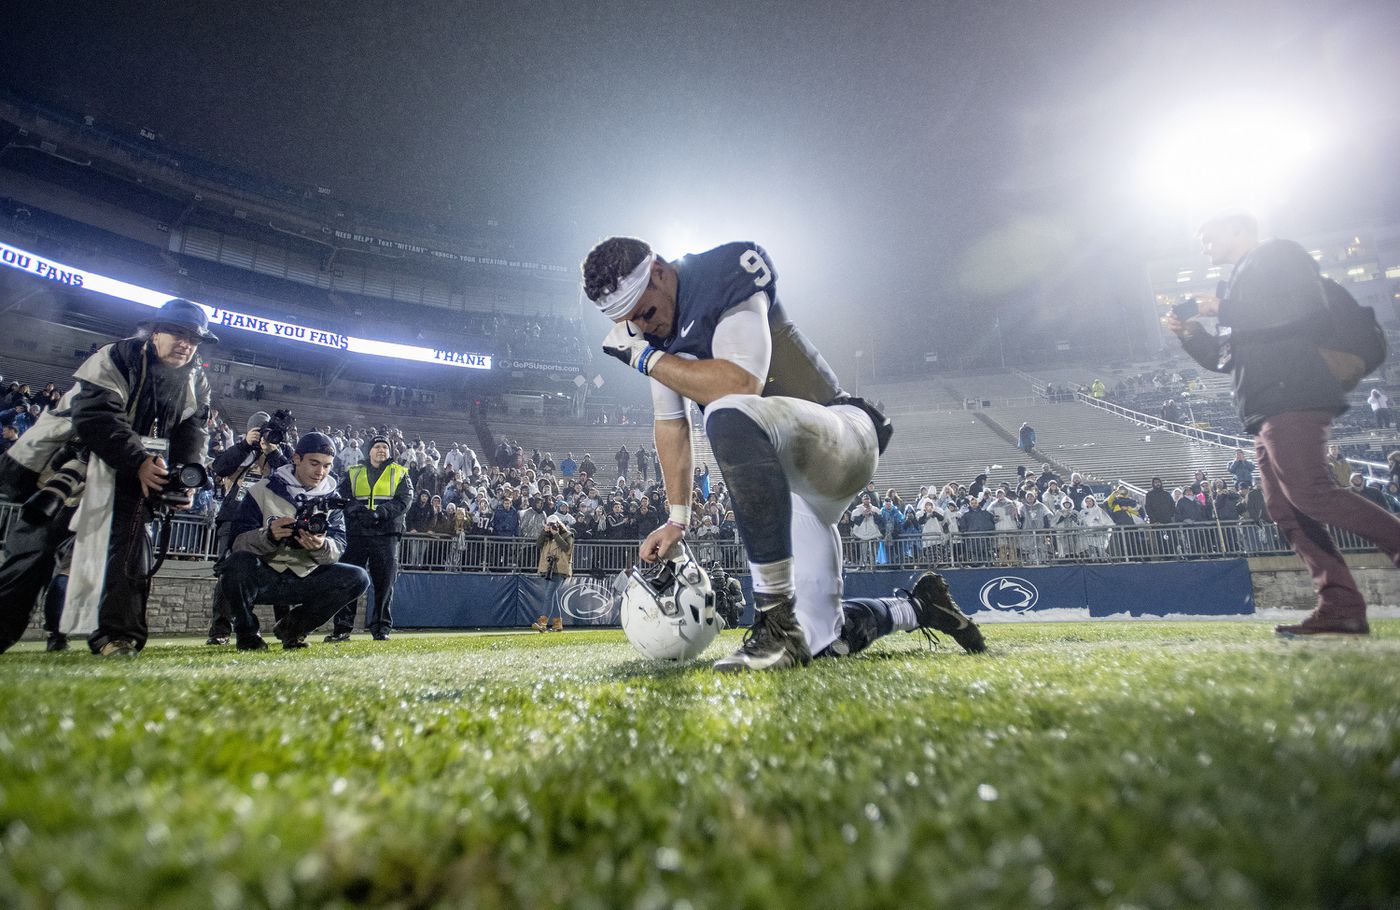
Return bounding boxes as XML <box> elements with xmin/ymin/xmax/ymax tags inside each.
<box><xmin>219</xmin><ymin>433</ymin><xmax>368</xmax><ymax>650</ymax></box>
<box><xmin>0</xmin><ymin>298</ymin><xmax>213</xmax><ymax>657</ymax></box>
<box><xmin>205</xmin><ymin>409</ymin><xmax>293</xmax><ymax>646</ymax></box>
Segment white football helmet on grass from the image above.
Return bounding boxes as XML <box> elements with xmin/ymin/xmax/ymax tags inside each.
<box><xmin>619</xmin><ymin>544</ymin><xmax>719</xmax><ymax>661</ymax></box>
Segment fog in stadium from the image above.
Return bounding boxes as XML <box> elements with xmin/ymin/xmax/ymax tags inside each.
<box><xmin>4</xmin><ymin>2</ymin><xmax>1400</xmax><ymax>907</ymax></box>
<box><xmin>5</xmin><ymin>0</ymin><xmax>1398</xmax><ymax>383</ymax></box>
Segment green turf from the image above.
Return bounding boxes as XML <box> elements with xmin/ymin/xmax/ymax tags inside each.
<box><xmin>0</xmin><ymin>621</ymin><xmax>1397</xmax><ymax>909</ymax></box>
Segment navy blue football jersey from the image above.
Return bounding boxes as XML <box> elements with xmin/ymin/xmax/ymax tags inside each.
<box><xmin>646</xmin><ymin>242</ymin><xmax>844</xmax><ymax>404</ymax></box>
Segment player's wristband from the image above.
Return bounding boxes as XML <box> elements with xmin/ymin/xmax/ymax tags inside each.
<box><xmin>637</xmin><ymin>346</ymin><xmax>663</xmax><ymax>375</ymax></box>
<box><xmin>667</xmin><ymin>505</ymin><xmax>690</xmax><ymax>531</ymax></box>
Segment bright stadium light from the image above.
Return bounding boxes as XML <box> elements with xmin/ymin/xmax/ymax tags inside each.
<box><xmin>1135</xmin><ymin>101</ymin><xmax>1326</xmax><ymax>214</ymax></box>
<box><xmin>653</xmin><ymin>223</ymin><xmax>701</xmax><ymax>260</ymax></box>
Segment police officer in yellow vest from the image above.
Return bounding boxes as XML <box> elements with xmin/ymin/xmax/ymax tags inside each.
<box><xmin>327</xmin><ymin>434</ymin><xmax>413</xmax><ymax>641</ymax></box>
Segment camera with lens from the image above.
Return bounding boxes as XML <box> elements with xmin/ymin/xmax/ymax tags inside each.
<box><xmin>159</xmin><ymin>461</ymin><xmax>209</xmax><ymax>507</ymax></box>
<box><xmin>285</xmin><ymin>493</ymin><xmax>349</xmax><ymax>547</ymax></box>
<box><xmin>260</xmin><ymin>409</ymin><xmax>294</xmax><ymax>447</ymax></box>
<box><xmin>22</xmin><ymin>447</ymin><xmax>88</xmax><ymax>525</ymax></box>
<box><xmin>142</xmin><ymin>426</ymin><xmax>209</xmax><ymax>513</ymax></box>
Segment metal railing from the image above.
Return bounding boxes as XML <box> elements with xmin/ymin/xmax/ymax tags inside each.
<box><xmin>843</xmin><ymin>520</ymin><xmax>1383</xmax><ymax>569</ymax></box>
<box><xmin>1014</xmin><ymin>369</ymin><xmax>1393</xmax><ymax>485</ymax></box>
<box><xmin>0</xmin><ymin>502</ymin><xmax>1386</xmax><ymax>576</ymax></box>
<box><xmin>1074</xmin><ymin>391</ymin><xmax>1254</xmax><ymax>450</ymax></box>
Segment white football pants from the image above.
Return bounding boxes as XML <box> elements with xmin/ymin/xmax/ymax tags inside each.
<box><xmin>703</xmin><ymin>395</ymin><xmax>880</xmax><ymax>654</ymax></box>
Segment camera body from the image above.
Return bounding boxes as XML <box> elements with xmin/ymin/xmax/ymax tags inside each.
<box><xmin>284</xmin><ymin>493</ymin><xmax>349</xmax><ymax>547</ymax></box>
<box><xmin>141</xmin><ymin>435</ymin><xmax>209</xmax><ymax>512</ymax></box>
<box><xmin>260</xmin><ymin>409</ymin><xmax>294</xmax><ymax>447</ymax></box>
<box><xmin>1171</xmin><ymin>297</ymin><xmax>1199</xmax><ymax>321</ymax></box>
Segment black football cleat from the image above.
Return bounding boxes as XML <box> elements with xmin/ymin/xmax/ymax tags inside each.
<box><xmin>905</xmin><ymin>571</ymin><xmax>986</xmax><ymax>654</ymax></box>
<box><xmin>713</xmin><ymin>594</ymin><xmax>811</xmax><ymax>673</ymax></box>
<box><xmin>46</xmin><ymin>632</ymin><xmax>70</xmax><ymax>652</ymax></box>
<box><xmin>323</xmin><ymin>632</ymin><xmax>352</xmax><ymax>643</ymax></box>
<box><xmin>236</xmin><ymin>634</ymin><xmax>269</xmax><ymax>652</ymax></box>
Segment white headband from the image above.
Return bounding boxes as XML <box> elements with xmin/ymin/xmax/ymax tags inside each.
<box><xmin>594</xmin><ymin>252</ymin><xmax>656</xmax><ymax>320</ymax></box>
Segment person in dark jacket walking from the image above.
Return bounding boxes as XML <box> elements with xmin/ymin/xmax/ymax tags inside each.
<box><xmin>1171</xmin><ymin>212</ymin><xmax>1400</xmax><ymax>636</ymax></box>
<box><xmin>327</xmin><ymin>434</ymin><xmax>413</xmax><ymax>642</ymax></box>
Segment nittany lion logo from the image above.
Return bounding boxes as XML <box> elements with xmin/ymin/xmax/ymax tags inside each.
<box><xmin>978</xmin><ymin>576</ymin><xmax>1039</xmax><ymax>613</ymax></box>
<box><xmin>556</xmin><ymin>576</ymin><xmax>619</xmax><ymax>622</ymax></box>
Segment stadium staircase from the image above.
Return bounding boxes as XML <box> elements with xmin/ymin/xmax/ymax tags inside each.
<box><xmin>978</xmin><ymin>403</ymin><xmax>1231</xmax><ymax>489</ymax></box>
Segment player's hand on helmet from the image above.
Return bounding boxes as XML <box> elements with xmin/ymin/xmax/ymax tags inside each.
<box><xmin>639</xmin><ymin>522</ymin><xmax>684</xmax><ymax>564</ymax></box>
<box><xmin>602</xmin><ymin>321</ymin><xmax>660</xmax><ymax>375</ymax></box>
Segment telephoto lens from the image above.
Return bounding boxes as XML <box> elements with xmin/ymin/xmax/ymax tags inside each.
<box><xmin>22</xmin><ymin>459</ymin><xmax>87</xmax><ymax>525</ymax></box>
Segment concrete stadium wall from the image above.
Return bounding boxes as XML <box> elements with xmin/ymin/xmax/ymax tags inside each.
<box><xmin>18</xmin><ymin>554</ymin><xmax>1400</xmax><ymax>640</ymax></box>
<box><xmin>1246</xmin><ymin>553</ymin><xmax>1398</xmax><ymax>613</ymax></box>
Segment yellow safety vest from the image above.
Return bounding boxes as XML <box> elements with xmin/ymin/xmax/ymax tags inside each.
<box><xmin>349</xmin><ymin>462</ymin><xmax>409</xmax><ymax>511</ymax></box>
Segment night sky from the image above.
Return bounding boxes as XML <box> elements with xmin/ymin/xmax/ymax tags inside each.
<box><xmin>2</xmin><ymin>0</ymin><xmax>1397</xmax><ymax>377</ymax></box>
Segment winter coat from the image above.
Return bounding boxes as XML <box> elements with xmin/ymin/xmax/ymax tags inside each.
<box><xmin>850</xmin><ymin>505</ymin><xmax>885</xmax><ymax>540</ymax></box>
<box><xmin>537</xmin><ymin>523</ymin><xmax>574</xmax><ymax>577</ymax></box>
<box><xmin>958</xmin><ymin>506</ymin><xmax>996</xmax><ymax>535</ymax></box>
<box><xmin>1144</xmin><ymin>488</ymin><xmax>1176</xmax><ymax>524</ymax></box>
<box><xmin>1179</xmin><ymin>239</ymin><xmax>1347</xmax><ymax>432</ymax></box>
<box><xmin>231</xmin><ymin>464</ymin><xmax>346</xmax><ymax>577</ymax></box>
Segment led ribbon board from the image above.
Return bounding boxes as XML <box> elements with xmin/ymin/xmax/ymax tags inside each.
<box><xmin>0</xmin><ymin>240</ymin><xmax>492</xmax><ymax>369</ymax></box>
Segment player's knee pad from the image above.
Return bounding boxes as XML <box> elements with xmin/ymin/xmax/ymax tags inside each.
<box><xmin>705</xmin><ymin>405</ymin><xmax>791</xmax><ymax>565</ymax></box>
<box><xmin>705</xmin><ymin>406</ymin><xmax>769</xmax><ymax>468</ymax></box>
<box><xmin>703</xmin><ymin>394</ymin><xmax>770</xmax><ymax>443</ymax></box>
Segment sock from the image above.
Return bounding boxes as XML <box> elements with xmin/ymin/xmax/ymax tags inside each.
<box><xmin>888</xmin><ymin>598</ymin><xmax>918</xmax><ymax>632</ymax></box>
<box><xmin>750</xmin><ymin>557</ymin><xmax>793</xmax><ymax>599</ymax></box>
<box><xmin>706</xmin><ymin>408</ymin><xmax>791</xmax><ymax>564</ymax></box>
<box><xmin>833</xmin><ymin>598</ymin><xmax>896</xmax><ymax>656</ymax></box>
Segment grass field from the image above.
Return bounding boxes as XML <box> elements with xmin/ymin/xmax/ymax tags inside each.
<box><xmin>0</xmin><ymin>621</ymin><xmax>1397</xmax><ymax>909</ymax></box>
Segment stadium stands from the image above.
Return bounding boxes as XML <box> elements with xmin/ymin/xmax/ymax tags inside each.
<box><xmin>980</xmin><ymin>404</ymin><xmax>1230</xmax><ymax>488</ymax></box>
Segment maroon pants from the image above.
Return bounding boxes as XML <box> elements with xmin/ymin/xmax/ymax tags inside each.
<box><xmin>1255</xmin><ymin>409</ymin><xmax>1400</xmax><ymax>617</ymax></box>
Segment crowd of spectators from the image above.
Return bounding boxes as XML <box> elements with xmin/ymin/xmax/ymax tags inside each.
<box><xmin>6</xmin><ymin>360</ymin><xmax>1400</xmax><ymax>573</ymax></box>
<box><xmin>195</xmin><ymin>418</ymin><xmax>739</xmax><ymax>567</ymax></box>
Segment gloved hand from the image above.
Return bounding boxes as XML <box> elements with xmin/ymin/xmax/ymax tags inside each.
<box><xmin>602</xmin><ymin>322</ymin><xmax>662</xmax><ymax>375</ymax></box>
